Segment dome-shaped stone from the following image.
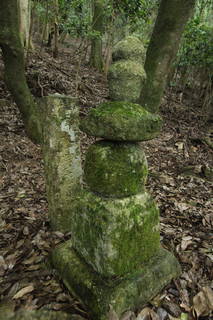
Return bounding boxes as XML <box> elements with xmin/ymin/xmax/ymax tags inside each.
<box><xmin>108</xmin><ymin>60</ymin><xmax>146</xmax><ymax>103</ymax></box>
<box><xmin>112</xmin><ymin>36</ymin><xmax>146</xmax><ymax>64</ymax></box>
<box><xmin>84</xmin><ymin>140</ymin><xmax>148</xmax><ymax>197</ymax></box>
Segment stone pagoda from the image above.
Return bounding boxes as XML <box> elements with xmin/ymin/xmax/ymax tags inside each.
<box><xmin>51</xmin><ymin>36</ymin><xmax>180</xmax><ymax>319</ymax></box>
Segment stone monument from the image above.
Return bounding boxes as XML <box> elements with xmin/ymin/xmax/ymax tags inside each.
<box><xmin>51</xmin><ymin>37</ymin><xmax>181</xmax><ymax>319</ymax></box>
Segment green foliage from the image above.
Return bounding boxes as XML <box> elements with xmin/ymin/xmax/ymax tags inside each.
<box><xmin>177</xmin><ymin>18</ymin><xmax>213</xmax><ymax>69</ymax></box>
<box><xmin>58</xmin><ymin>0</ymin><xmax>93</xmax><ymax>37</ymax></box>
<box><xmin>113</xmin><ymin>0</ymin><xmax>159</xmax><ymax>22</ymax></box>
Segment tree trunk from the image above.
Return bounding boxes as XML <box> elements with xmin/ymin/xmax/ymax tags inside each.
<box><xmin>18</xmin><ymin>0</ymin><xmax>31</xmax><ymax>48</ymax></box>
<box><xmin>139</xmin><ymin>0</ymin><xmax>196</xmax><ymax>113</ymax></box>
<box><xmin>89</xmin><ymin>0</ymin><xmax>104</xmax><ymax>71</ymax></box>
<box><xmin>0</xmin><ymin>0</ymin><xmax>42</xmax><ymax>143</ymax></box>
<box><xmin>53</xmin><ymin>0</ymin><xmax>59</xmax><ymax>58</ymax></box>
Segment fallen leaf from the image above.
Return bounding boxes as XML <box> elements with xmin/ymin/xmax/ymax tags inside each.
<box><xmin>12</xmin><ymin>285</ymin><xmax>34</xmax><ymax>299</ymax></box>
<box><xmin>120</xmin><ymin>310</ymin><xmax>136</xmax><ymax>320</ymax></box>
<box><xmin>175</xmin><ymin>142</ymin><xmax>184</xmax><ymax>150</ymax></box>
<box><xmin>192</xmin><ymin>286</ymin><xmax>213</xmax><ymax>317</ymax></box>
<box><xmin>108</xmin><ymin>305</ymin><xmax>119</xmax><ymax>320</ymax></box>
<box><xmin>181</xmin><ymin>236</ymin><xmax>193</xmax><ymax>251</ymax></box>
<box><xmin>136</xmin><ymin>307</ymin><xmax>160</xmax><ymax>320</ymax></box>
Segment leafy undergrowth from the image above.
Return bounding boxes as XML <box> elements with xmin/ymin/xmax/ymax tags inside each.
<box><xmin>0</xmin><ymin>48</ymin><xmax>212</xmax><ymax>320</ymax></box>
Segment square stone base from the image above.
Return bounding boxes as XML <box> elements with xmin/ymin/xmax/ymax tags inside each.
<box><xmin>50</xmin><ymin>241</ymin><xmax>181</xmax><ymax>320</ymax></box>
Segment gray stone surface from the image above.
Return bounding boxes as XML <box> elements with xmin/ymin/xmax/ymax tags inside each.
<box><xmin>108</xmin><ymin>60</ymin><xmax>146</xmax><ymax>103</ymax></box>
<box><xmin>84</xmin><ymin>141</ymin><xmax>148</xmax><ymax>197</ymax></box>
<box><xmin>112</xmin><ymin>36</ymin><xmax>146</xmax><ymax>64</ymax></box>
<box><xmin>80</xmin><ymin>101</ymin><xmax>162</xmax><ymax>141</ymax></box>
<box><xmin>42</xmin><ymin>95</ymin><xmax>83</xmax><ymax>232</ymax></box>
<box><xmin>51</xmin><ymin>243</ymin><xmax>181</xmax><ymax>320</ymax></box>
<box><xmin>70</xmin><ymin>190</ymin><xmax>160</xmax><ymax>276</ymax></box>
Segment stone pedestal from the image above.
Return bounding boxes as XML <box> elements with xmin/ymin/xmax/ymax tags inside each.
<box><xmin>51</xmin><ymin>243</ymin><xmax>180</xmax><ymax>320</ymax></box>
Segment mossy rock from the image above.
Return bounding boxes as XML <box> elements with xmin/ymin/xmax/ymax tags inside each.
<box><xmin>80</xmin><ymin>101</ymin><xmax>162</xmax><ymax>141</ymax></box>
<box><xmin>108</xmin><ymin>60</ymin><xmax>146</xmax><ymax>103</ymax></box>
<box><xmin>51</xmin><ymin>243</ymin><xmax>181</xmax><ymax>320</ymax></box>
<box><xmin>112</xmin><ymin>36</ymin><xmax>146</xmax><ymax>64</ymax></box>
<box><xmin>71</xmin><ymin>190</ymin><xmax>160</xmax><ymax>277</ymax></box>
<box><xmin>84</xmin><ymin>141</ymin><xmax>148</xmax><ymax>197</ymax></box>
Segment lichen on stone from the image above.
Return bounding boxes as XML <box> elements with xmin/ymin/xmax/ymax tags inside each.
<box><xmin>80</xmin><ymin>101</ymin><xmax>162</xmax><ymax>141</ymax></box>
<box><xmin>108</xmin><ymin>60</ymin><xmax>146</xmax><ymax>103</ymax></box>
<box><xmin>51</xmin><ymin>242</ymin><xmax>181</xmax><ymax>319</ymax></box>
<box><xmin>42</xmin><ymin>95</ymin><xmax>83</xmax><ymax>232</ymax></box>
<box><xmin>84</xmin><ymin>141</ymin><xmax>148</xmax><ymax>197</ymax></box>
<box><xmin>112</xmin><ymin>36</ymin><xmax>146</xmax><ymax>64</ymax></box>
<box><xmin>71</xmin><ymin>190</ymin><xmax>160</xmax><ymax>277</ymax></box>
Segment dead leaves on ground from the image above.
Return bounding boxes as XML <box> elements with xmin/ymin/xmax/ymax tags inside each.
<box><xmin>0</xmin><ymin>50</ymin><xmax>213</xmax><ymax>319</ymax></box>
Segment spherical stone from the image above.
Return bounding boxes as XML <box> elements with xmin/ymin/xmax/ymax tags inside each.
<box><xmin>84</xmin><ymin>141</ymin><xmax>148</xmax><ymax>197</ymax></box>
<box><xmin>112</xmin><ymin>36</ymin><xmax>146</xmax><ymax>64</ymax></box>
<box><xmin>108</xmin><ymin>60</ymin><xmax>146</xmax><ymax>103</ymax></box>
<box><xmin>80</xmin><ymin>101</ymin><xmax>163</xmax><ymax>141</ymax></box>
<box><xmin>71</xmin><ymin>189</ymin><xmax>160</xmax><ymax>277</ymax></box>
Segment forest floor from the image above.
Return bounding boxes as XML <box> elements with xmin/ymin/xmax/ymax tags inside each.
<box><xmin>0</xmin><ymin>45</ymin><xmax>212</xmax><ymax>320</ymax></box>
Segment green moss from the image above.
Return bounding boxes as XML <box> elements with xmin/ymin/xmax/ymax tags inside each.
<box><xmin>112</xmin><ymin>36</ymin><xmax>146</xmax><ymax>64</ymax></box>
<box><xmin>80</xmin><ymin>101</ymin><xmax>162</xmax><ymax>141</ymax></box>
<box><xmin>84</xmin><ymin>141</ymin><xmax>147</xmax><ymax>197</ymax></box>
<box><xmin>51</xmin><ymin>243</ymin><xmax>181</xmax><ymax>319</ymax></box>
<box><xmin>71</xmin><ymin>190</ymin><xmax>160</xmax><ymax>277</ymax></box>
<box><xmin>108</xmin><ymin>60</ymin><xmax>146</xmax><ymax>103</ymax></box>
<box><xmin>109</xmin><ymin>60</ymin><xmax>146</xmax><ymax>77</ymax></box>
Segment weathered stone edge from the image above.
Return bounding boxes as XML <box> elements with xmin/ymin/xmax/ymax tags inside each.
<box><xmin>50</xmin><ymin>241</ymin><xmax>181</xmax><ymax>320</ymax></box>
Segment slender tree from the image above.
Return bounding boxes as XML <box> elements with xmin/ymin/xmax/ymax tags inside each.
<box><xmin>19</xmin><ymin>0</ymin><xmax>31</xmax><ymax>48</ymax></box>
<box><xmin>53</xmin><ymin>0</ymin><xmax>59</xmax><ymax>58</ymax></box>
<box><xmin>139</xmin><ymin>0</ymin><xmax>196</xmax><ymax>113</ymax></box>
<box><xmin>89</xmin><ymin>0</ymin><xmax>105</xmax><ymax>70</ymax></box>
<box><xmin>0</xmin><ymin>0</ymin><xmax>42</xmax><ymax>142</ymax></box>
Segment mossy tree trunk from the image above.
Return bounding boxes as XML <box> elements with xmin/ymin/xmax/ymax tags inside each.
<box><xmin>89</xmin><ymin>0</ymin><xmax>105</xmax><ymax>71</ymax></box>
<box><xmin>139</xmin><ymin>0</ymin><xmax>196</xmax><ymax>113</ymax></box>
<box><xmin>0</xmin><ymin>0</ymin><xmax>42</xmax><ymax>143</ymax></box>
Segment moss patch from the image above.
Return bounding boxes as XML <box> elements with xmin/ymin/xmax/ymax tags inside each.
<box><xmin>112</xmin><ymin>36</ymin><xmax>146</xmax><ymax>64</ymax></box>
<box><xmin>108</xmin><ymin>60</ymin><xmax>146</xmax><ymax>103</ymax></box>
<box><xmin>51</xmin><ymin>243</ymin><xmax>181</xmax><ymax>320</ymax></box>
<box><xmin>84</xmin><ymin>141</ymin><xmax>148</xmax><ymax>197</ymax></box>
<box><xmin>71</xmin><ymin>190</ymin><xmax>160</xmax><ymax>277</ymax></box>
<box><xmin>80</xmin><ymin>101</ymin><xmax>162</xmax><ymax>141</ymax></box>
